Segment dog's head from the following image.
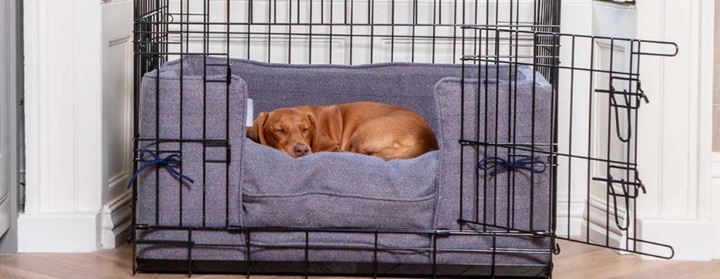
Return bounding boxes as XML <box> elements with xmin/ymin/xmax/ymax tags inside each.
<box><xmin>246</xmin><ymin>108</ymin><xmax>320</xmax><ymax>158</ymax></box>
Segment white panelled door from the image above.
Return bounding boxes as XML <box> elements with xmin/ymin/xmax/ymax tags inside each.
<box><xmin>0</xmin><ymin>0</ymin><xmax>13</xmax><ymax>239</ymax></box>
<box><xmin>586</xmin><ymin>1</ymin><xmax>638</xmax><ymax>253</ymax></box>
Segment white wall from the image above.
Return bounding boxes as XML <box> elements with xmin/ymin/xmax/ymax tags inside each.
<box><xmin>633</xmin><ymin>0</ymin><xmax>715</xmax><ymax>260</ymax></box>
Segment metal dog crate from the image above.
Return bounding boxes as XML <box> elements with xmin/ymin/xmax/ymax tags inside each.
<box><xmin>132</xmin><ymin>0</ymin><xmax>678</xmax><ymax>277</ymax></box>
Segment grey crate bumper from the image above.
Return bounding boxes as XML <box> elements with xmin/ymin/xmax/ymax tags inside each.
<box><xmin>134</xmin><ymin>56</ymin><xmax>553</xmax><ymax>276</ymax></box>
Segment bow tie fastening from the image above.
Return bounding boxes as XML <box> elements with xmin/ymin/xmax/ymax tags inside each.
<box><xmin>479</xmin><ymin>156</ymin><xmax>547</xmax><ymax>175</ymax></box>
<box><xmin>127</xmin><ymin>149</ymin><xmax>195</xmax><ymax>189</ymax></box>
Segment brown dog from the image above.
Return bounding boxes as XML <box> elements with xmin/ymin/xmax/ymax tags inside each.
<box><xmin>246</xmin><ymin>102</ymin><xmax>439</xmax><ymax>160</ymax></box>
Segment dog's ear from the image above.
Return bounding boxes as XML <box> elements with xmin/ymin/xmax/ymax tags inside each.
<box><xmin>246</xmin><ymin>112</ymin><xmax>269</xmax><ymax>145</ymax></box>
<box><xmin>307</xmin><ymin>113</ymin><xmax>338</xmax><ymax>152</ymax></box>
<box><xmin>307</xmin><ymin>113</ymin><xmax>319</xmax><ymax>148</ymax></box>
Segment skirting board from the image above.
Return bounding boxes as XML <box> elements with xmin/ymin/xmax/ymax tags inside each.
<box><xmin>101</xmin><ymin>191</ymin><xmax>132</xmax><ymax>249</ymax></box>
<box><xmin>637</xmin><ymin>218</ymin><xmax>713</xmax><ymax>261</ymax></box>
<box><xmin>18</xmin><ymin>212</ymin><xmax>101</xmax><ymax>253</ymax></box>
<box><xmin>582</xmin><ymin>196</ymin><xmax>626</xmax><ymax>255</ymax></box>
<box><xmin>573</xmin><ymin>197</ymin><xmax>712</xmax><ymax>260</ymax></box>
<box><xmin>555</xmin><ymin>198</ymin><xmax>585</xmax><ymax>237</ymax></box>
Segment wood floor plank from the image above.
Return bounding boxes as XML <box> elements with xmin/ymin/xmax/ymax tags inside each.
<box><xmin>552</xmin><ymin>242</ymin><xmax>598</xmax><ymax>259</ymax></box>
<box><xmin>0</xmin><ymin>267</ymin><xmax>57</xmax><ymax>279</ymax></box>
<box><xmin>0</xmin><ymin>241</ymin><xmax>718</xmax><ymax>278</ymax></box>
<box><xmin>33</xmin><ymin>253</ymin><xmax>132</xmax><ymax>278</ymax></box>
<box><xmin>0</xmin><ymin>254</ymin><xmax>127</xmax><ymax>279</ymax></box>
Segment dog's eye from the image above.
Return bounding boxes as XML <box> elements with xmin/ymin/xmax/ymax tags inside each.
<box><xmin>302</xmin><ymin>128</ymin><xmax>309</xmax><ymax>132</ymax></box>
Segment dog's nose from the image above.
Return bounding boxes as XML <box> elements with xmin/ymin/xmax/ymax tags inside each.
<box><xmin>294</xmin><ymin>144</ymin><xmax>310</xmax><ymax>157</ymax></box>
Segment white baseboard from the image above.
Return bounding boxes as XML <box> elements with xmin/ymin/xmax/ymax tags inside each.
<box><xmin>584</xmin><ymin>196</ymin><xmax>626</xmax><ymax>251</ymax></box>
<box><xmin>18</xmin><ymin>212</ymin><xmax>101</xmax><ymax>253</ymax></box>
<box><xmin>556</xmin><ymin>195</ymin><xmax>626</xmax><ymax>243</ymax></box>
<box><xmin>101</xmin><ymin>192</ymin><xmax>132</xmax><ymax>249</ymax></box>
<box><xmin>555</xmin><ymin>198</ymin><xmax>586</xmax><ymax>237</ymax></box>
<box><xmin>572</xmin><ymin>197</ymin><xmax>713</xmax><ymax>260</ymax></box>
<box><xmin>637</xmin><ymin>218</ymin><xmax>714</xmax><ymax>261</ymax></box>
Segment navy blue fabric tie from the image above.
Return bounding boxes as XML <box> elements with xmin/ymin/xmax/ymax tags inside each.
<box><xmin>479</xmin><ymin>156</ymin><xmax>547</xmax><ymax>175</ymax></box>
<box><xmin>127</xmin><ymin>149</ymin><xmax>195</xmax><ymax>189</ymax></box>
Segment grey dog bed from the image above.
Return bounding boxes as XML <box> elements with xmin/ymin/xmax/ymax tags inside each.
<box><xmin>135</xmin><ymin>56</ymin><xmax>552</xmax><ymax>271</ymax></box>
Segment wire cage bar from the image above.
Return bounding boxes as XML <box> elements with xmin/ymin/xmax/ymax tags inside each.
<box><xmin>134</xmin><ymin>0</ymin><xmax>561</xmax><ymax>66</ymax></box>
<box><xmin>131</xmin><ymin>0</ymin><xmax>677</xmax><ymax>278</ymax></box>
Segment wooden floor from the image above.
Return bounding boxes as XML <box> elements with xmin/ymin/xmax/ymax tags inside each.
<box><xmin>0</xmin><ymin>241</ymin><xmax>719</xmax><ymax>279</ymax></box>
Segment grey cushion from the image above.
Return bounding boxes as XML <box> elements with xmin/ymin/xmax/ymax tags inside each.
<box><xmin>242</xmin><ymin>139</ymin><xmax>438</xmax><ymax>229</ymax></box>
<box><xmin>136</xmin><ymin>59</ymin><xmax>247</xmax><ymax>227</ymax></box>
<box><xmin>433</xmin><ymin>76</ymin><xmax>553</xmax><ymax>232</ymax></box>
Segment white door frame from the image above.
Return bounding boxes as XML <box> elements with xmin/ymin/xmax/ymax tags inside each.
<box><xmin>20</xmin><ymin>0</ymin><xmax>103</xmax><ymax>253</ymax></box>
<box><xmin>19</xmin><ymin>0</ymin><xmax>134</xmax><ymax>252</ymax></box>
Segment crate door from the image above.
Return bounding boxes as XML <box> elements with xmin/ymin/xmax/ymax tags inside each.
<box><xmin>459</xmin><ymin>25</ymin><xmax>677</xmax><ymax>259</ymax></box>
<box><xmin>554</xmin><ymin>5</ymin><xmax>677</xmax><ymax>259</ymax></box>
<box><xmin>555</xmin><ymin>37</ymin><xmax>663</xmax><ymax>257</ymax></box>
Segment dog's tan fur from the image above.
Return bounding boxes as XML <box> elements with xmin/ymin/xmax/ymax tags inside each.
<box><xmin>246</xmin><ymin>102</ymin><xmax>439</xmax><ymax>160</ymax></box>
